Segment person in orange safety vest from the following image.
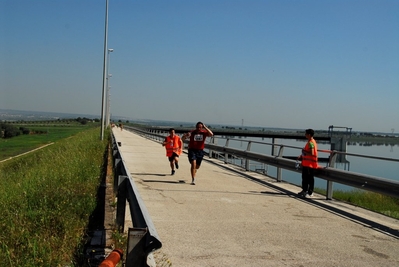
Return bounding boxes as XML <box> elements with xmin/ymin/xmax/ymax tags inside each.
<box><xmin>297</xmin><ymin>128</ymin><xmax>318</xmax><ymax>198</ymax></box>
<box><xmin>162</xmin><ymin>128</ymin><xmax>183</xmax><ymax>175</ymax></box>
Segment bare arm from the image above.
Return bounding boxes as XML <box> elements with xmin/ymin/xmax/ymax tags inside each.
<box><xmin>182</xmin><ymin>132</ymin><xmax>190</xmax><ymax>141</ymax></box>
<box><xmin>203</xmin><ymin>124</ymin><xmax>213</xmax><ymax>136</ymax></box>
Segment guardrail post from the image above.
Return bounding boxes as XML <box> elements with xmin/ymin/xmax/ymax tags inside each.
<box><xmin>126</xmin><ymin>228</ymin><xmax>153</xmax><ymax>267</ymax></box>
<box><xmin>326</xmin><ymin>151</ymin><xmax>338</xmax><ymax>199</ymax></box>
<box><xmin>245</xmin><ymin>141</ymin><xmax>252</xmax><ymax>171</ymax></box>
<box><xmin>276</xmin><ymin>146</ymin><xmax>284</xmax><ymax>182</ymax></box>
<box><xmin>112</xmin><ymin>142</ymin><xmax>119</xmax><ymax>156</ymax></box>
<box><xmin>224</xmin><ymin>139</ymin><xmax>230</xmax><ymax>164</ymax></box>
<box><xmin>116</xmin><ymin>175</ymin><xmax>128</xmax><ymax>232</ymax></box>
<box><xmin>271</xmin><ymin>138</ymin><xmax>276</xmax><ymax>156</ymax></box>
<box><xmin>326</xmin><ymin>180</ymin><xmax>333</xmax><ymax>200</ymax></box>
<box><xmin>114</xmin><ymin>158</ymin><xmax>122</xmax><ymax>192</ymax></box>
<box><xmin>209</xmin><ymin>137</ymin><xmax>216</xmax><ymax>158</ymax></box>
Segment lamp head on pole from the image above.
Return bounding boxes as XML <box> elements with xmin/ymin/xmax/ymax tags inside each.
<box><xmin>108</xmin><ymin>48</ymin><xmax>114</xmax><ymax>53</ymax></box>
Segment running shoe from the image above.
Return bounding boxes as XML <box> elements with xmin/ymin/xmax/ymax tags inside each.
<box><xmin>298</xmin><ymin>190</ymin><xmax>307</xmax><ymax>197</ymax></box>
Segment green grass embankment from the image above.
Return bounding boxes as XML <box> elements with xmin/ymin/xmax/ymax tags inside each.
<box><xmin>330</xmin><ymin>189</ymin><xmax>399</xmax><ymax>219</ymax></box>
<box><xmin>0</xmin><ymin>127</ymin><xmax>108</xmax><ymax>266</ymax></box>
<box><xmin>314</xmin><ymin>187</ymin><xmax>399</xmax><ymax>219</ymax></box>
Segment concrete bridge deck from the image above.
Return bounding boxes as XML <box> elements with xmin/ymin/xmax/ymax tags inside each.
<box><xmin>112</xmin><ymin>128</ymin><xmax>399</xmax><ymax>267</ymax></box>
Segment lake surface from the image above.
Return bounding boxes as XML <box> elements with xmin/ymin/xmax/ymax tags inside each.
<box><xmin>211</xmin><ymin>136</ymin><xmax>399</xmax><ymax>192</ymax></box>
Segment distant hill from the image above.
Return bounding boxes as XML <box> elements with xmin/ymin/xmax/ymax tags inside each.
<box><xmin>0</xmin><ymin>109</ymin><xmax>98</xmax><ymax>121</ymax></box>
<box><xmin>0</xmin><ymin>109</ymin><xmax>188</xmax><ymax>127</ymax></box>
<box><xmin>0</xmin><ymin>109</ymin><xmax>139</xmax><ymax>123</ymax></box>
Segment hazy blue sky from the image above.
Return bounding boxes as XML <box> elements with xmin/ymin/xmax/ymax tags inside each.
<box><xmin>1</xmin><ymin>0</ymin><xmax>398</xmax><ymax>132</ymax></box>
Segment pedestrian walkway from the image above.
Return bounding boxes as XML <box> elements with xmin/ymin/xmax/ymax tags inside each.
<box><xmin>112</xmin><ymin>128</ymin><xmax>399</xmax><ymax>267</ymax></box>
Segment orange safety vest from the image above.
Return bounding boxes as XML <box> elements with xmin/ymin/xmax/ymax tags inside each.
<box><xmin>165</xmin><ymin>135</ymin><xmax>182</xmax><ymax>157</ymax></box>
<box><xmin>301</xmin><ymin>139</ymin><xmax>318</xmax><ymax>168</ymax></box>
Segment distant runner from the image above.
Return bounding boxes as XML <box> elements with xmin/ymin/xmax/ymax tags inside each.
<box><xmin>162</xmin><ymin>128</ymin><xmax>182</xmax><ymax>175</ymax></box>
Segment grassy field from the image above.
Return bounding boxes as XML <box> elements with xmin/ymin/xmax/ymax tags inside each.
<box><xmin>0</xmin><ymin>126</ymin><xmax>109</xmax><ymax>266</ymax></box>
<box><xmin>0</xmin><ymin>122</ymin><xmax>100</xmax><ymax>161</ymax></box>
<box><xmin>316</xmin><ymin>188</ymin><xmax>399</xmax><ymax>219</ymax></box>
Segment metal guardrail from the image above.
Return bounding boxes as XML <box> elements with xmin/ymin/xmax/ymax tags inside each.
<box><xmin>125</xmin><ymin>126</ymin><xmax>399</xmax><ymax>200</ymax></box>
<box><xmin>111</xmin><ymin>133</ymin><xmax>161</xmax><ymax>267</ymax></box>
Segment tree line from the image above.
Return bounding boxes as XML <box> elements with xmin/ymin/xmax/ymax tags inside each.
<box><xmin>0</xmin><ymin>117</ymin><xmax>98</xmax><ymax>138</ymax></box>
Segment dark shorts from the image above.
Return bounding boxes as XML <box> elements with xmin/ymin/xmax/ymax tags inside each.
<box><xmin>188</xmin><ymin>149</ymin><xmax>204</xmax><ymax>166</ymax></box>
<box><xmin>168</xmin><ymin>152</ymin><xmax>179</xmax><ymax>162</ymax></box>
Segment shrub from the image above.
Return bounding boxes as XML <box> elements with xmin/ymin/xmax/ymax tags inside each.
<box><xmin>1</xmin><ymin>123</ymin><xmax>20</xmax><ymax>138</ymax></box>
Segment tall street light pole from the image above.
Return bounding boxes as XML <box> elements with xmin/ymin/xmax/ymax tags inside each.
<box><xmin>106</xmin><ymin>48</ymin><xmax>113</xmax><ymax>128</ymax></box>
<box><xmin>106</xmin><ymin>74</ymin><xmax>112</xmax><ymax>127</ymax></box>
<box><xmin>100</xmin><ymin>0</ymin><xmax>109</xmax><ymax>140</ymax></box>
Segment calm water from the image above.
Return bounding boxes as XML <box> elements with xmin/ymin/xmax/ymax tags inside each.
<box><xmin>211</xmin><ymin>136</ymin><xmax>399</xmax><ymax>192</ymax></box>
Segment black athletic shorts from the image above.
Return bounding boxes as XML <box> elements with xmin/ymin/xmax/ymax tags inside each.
<box><xmin>188</xmin><ymin>149</ymin><xmax>204</xmax><ymax>166</ymax></box>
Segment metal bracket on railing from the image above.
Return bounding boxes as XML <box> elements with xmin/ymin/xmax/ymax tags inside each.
<box><xmin>277</xmin><ymin>145</ymin><xmax>284</xmax><ymax>157</ymax></box>
<box><xmin>116</xmin><ymin>175</ymin><xmax>128</xmax><ymax>232</ymax></box>
<box><xmin>126</xmin><ymin>228</ymin><xmax>152</xmax><ymax>267</ymax></box>
<box><xmin>328</xmin><ymin>151</ymin><xmax>338</xmax><ymax>168</ymax></box>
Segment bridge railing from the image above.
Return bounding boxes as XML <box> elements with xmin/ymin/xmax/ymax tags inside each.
<box><xmin>124</xmin><ymin>126</ymin><xmax>399</xmax><ymax>200</ymax></box>
<box><xmin>111</xmin><ymin>133</ymin><xmax>161</xmax><ymax>267</ymax></box>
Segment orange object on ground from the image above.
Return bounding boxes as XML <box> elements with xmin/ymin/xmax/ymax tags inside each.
<box><xmin>99</xmin><ymin>249</ymin><xmax>123</xmax><ymax>267</ymax></box>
